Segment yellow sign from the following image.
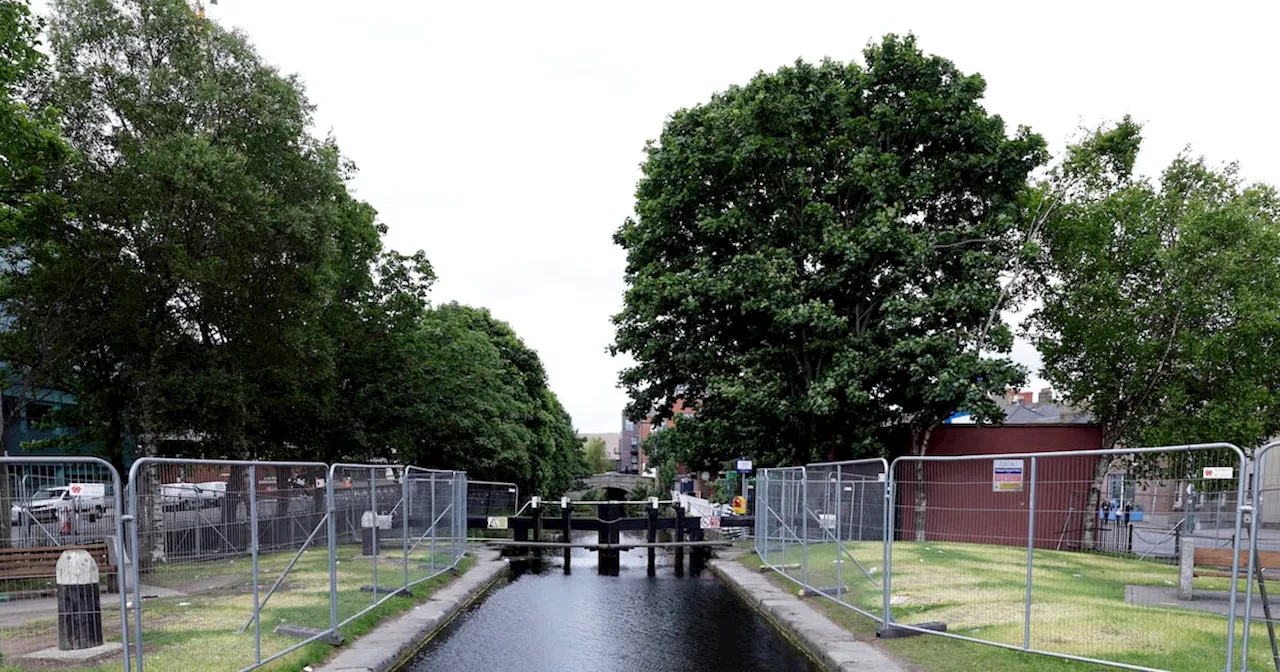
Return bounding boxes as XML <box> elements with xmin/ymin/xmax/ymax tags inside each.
<box><xmin>732</xmin><ymin>496</ymin><xmax>747</xmax><ymax>515</ymax></box>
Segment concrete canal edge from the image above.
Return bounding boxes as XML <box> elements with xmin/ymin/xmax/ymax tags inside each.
<box><xmin>708</xmin><ymin>553</ymin><xmax>904</xmax><ymax>672</ymax></box>
<box><xmin>315</xmin><ymin>548</ymin><xmax>509</xmax><ymax>672</ymax></box>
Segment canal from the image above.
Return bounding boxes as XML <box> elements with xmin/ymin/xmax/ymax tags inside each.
<box><xmin>404</xmin><ymin>533</ymin><xmax>818</xmax><ymax>672</ymax></box>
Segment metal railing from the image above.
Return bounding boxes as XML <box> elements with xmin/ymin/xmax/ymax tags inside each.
<box><xmin>0</xmin><ymin>456</ymin><xmax>131</xmax><ymax>670</ymax></box>
<box><xmin>756</xmin><ymin>443</ymin><xmax>1253</xmax><ymax>672</ymax></box>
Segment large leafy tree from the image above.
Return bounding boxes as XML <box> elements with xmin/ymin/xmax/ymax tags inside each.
<box><xmin>613</xmin><ymin>35</ymin><xmax>1046</xmax><ymax>471</ymax></box>
<box><xmin>0</xmin><ymin>0</ymin><xmax>71</xmax><ymax>545</ymax></box>
<box><xmin>4</xmin><ymin>0</ymin><xmax>389</xmax><ymax>468</ymax></box>
<box><xmin>406</xmin><ymin>303</ymin><xmax>585</xmax><ymax>497</ymax></box>
<box><xmin>1027</xmin><ymin>119</ymin><xmax>1280</xmax><ymax>546</ymax></box>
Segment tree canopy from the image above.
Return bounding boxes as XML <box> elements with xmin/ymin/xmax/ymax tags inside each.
<box><xmin>0</xmin><ymin>0</ymin><xmax>583</xmax><ymax>498</ymax></box>
<box><xmin>582</xmin><ymin>437</ymin><xmax>611</xmax><ymax>475</ymax></box>
<box><xmin>1029</xmin><ymin>118</ymin><xmax>1280</xmax><ymax>454</ymax></box>
<box><xmin>613</xmin><ymin>35</ymin><xmax>1046</xmax><ymax>467</ymax></box>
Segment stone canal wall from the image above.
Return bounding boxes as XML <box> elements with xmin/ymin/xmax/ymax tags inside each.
<box><xmin>708</xmin><ymin>551</ymin><xmax>903</xmax><ymax>672</ymax></box>
<box><xmin>316</xmin><ymin>549</ymin><xmax>509</xmax><ymax>672</ymax></box>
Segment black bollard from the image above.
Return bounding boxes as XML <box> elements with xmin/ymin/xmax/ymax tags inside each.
<box><xmin>531</xmin><ymin>498</ymin><xmax>542</xmax><ymax>559</ymax></box>
<box><xmin>57</xmin><ymin>549</ymin><xmax>103</xmax><ymax>651</ymax></box>
<box><xmin>674</xmin><ymin>502</ymin><xmax>685</xmax><ymax>577</ymax></box>
<box><xmin>562</xmin><ymin>498</ymin><xmax>572</xmax><ymax>573</ymax></box>
<box><xmin>647</xmin><ymin>500</ymin><xmax>658</xmax><ymax>577</ymax></box>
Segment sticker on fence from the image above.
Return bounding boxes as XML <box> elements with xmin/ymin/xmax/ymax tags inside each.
<box><xmin>487</xmin><ymin>516</ymin><xmax>508</xmax><ymax>530</ymax></box>
<box><xmin>700</xmin><ymin>516</ymin><xmax>721</xmax><ymax>529</ymax></box>
<box><xmin>992</xmin><ymin>459</ymin><xmax>1024</xmax><ymax>492</ymax></box>
<box><xmin>1202</xmin><ymin>466</ymin><xmax>1234</xmax><ymax>479</ymax></box>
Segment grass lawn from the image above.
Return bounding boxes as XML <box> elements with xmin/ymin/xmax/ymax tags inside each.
<box><xmin>0</xmin><ymin>543</ymin><xmax>470</xmax><ymax>672</ymax></box>
<box><xmin>747</xmin><ymin>540</ymin><xmax>1273</xmax><ymax>671</ymax></box>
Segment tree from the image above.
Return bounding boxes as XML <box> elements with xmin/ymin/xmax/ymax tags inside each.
<box><xmin>582</xmin><ymin>437</ymin><xmax>611</xmax><ymax>475</ymax></box>
<box><xmin>2</xmin><ymin>0</ymin><xmax>392</xmax><ymax>471</ymax></box>
<box><xmin>613</xmin><ymin>35</ymin><xmax>1045</xmax><ymax>478</ymax></box>
<box><xmin>1027</xmin><ymin>118</ymin><xmax>1280</xmax><ymax>547</ymax></box>
<box><xmin>0</xmin><ymin>0</ymin><xmax>71</xmax><ymax>546</ymax></box>
<box><xmin>404</xmin><ymin>303</ymin><xmax>585</xmax><ymax>498</ymax></box>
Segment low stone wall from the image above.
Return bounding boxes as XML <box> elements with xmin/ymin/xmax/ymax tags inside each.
<box><xmin>708</xmin><ymin>552</ymin><xmax>902</xmax><ymax>672</ymax></box>
<box><xmin>316</xmin><ymin>549</ymin><xmax>509</xmax><ymax>672</ymax></box>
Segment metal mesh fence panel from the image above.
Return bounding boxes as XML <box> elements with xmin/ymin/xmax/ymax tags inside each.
<box><xmin>889</xmin><ymin>443</ymin><xmax>1247</xmax><ymax>671</ymax></box>
<box><xmin>328</xmin><ymin>463</ymin><xmax>403</xmax><ymax>631</ymax></box>
<box><xmin>802</xmin><ymin>459</ymin><xmax>886</xmax><ymax>620</ymax></box>
<box><xmin>1</xmin><ymin>457</ymin><xmax>130</xmax><ymax>669</ymax></box>
<box><xmin>1243</xmin><ymin>440</ymin><xmax>1280</xmax><ymax>671</ymax></box>
<box><xmin>127</xmin><ymin>458</ymin><xmax>329</xmax><ymax>671</ymax></box>
<box><xmin>758</xmin><ymin>467</ymin><xmax>804</xmax><ymax>587</ymax></box>
<box><xmin>466</xmin><ymin>480</ymin><xmax>518</xmax><ymax>519</ymax></box>
<box><xmin>403</xmin><ymin>467</ymin><xmax>466</xmax><ymax>586</ymax></box>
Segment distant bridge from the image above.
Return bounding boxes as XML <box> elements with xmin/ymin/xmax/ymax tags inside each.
<box><xmin>567</xmin><ymin>471</ymin><xmax>655</xmax><ymax>498</ymax></box>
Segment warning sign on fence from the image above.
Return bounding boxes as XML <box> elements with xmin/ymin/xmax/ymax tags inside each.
<box><xmin>487</xmin><ymin>516</ymin><xmax>509</xmax><ymax>530</ymax></box>
<box><xmin>1203</xmin><ymin>467</ymin><xmax>1234</xmax><ymax>479</ymax></box>
<box><xmin>992</xmin><ymin>459</ymin><xmax>1024</xmax><ymax>492</ymax></box>
<box><xmin>700</xmin><ymin>516</ymin><xmax>721</xmax><ymax>529</ymax></box>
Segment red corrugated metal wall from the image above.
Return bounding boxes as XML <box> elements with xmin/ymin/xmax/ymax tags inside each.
<box><xmin>893</xmin><ymin>425</ymin><xmax>1104</xmax><ymax>550</ymax></box>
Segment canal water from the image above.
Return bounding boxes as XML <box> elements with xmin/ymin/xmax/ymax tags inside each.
<box><xmin>404</xmin><ymin>533</ymin><xmax>817</xmax><ymax>672</ymax></box>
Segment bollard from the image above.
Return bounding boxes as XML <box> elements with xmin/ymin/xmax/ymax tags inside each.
<box><xmin>561</xmin><ymin>496</ymin><xmax>572</xmax><ymax>573</ymax></box>
<box><xmin>647</xmin><ymin>498</ymin><xmax>659</xmax><ymax>577</ymax></box>
<box><xmin>57</xmin><ymin>549</ymin><xmax>103</xmax><ymax>651</ymax></box>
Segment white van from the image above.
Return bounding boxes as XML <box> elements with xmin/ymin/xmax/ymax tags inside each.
<box><xmin>10</xmin><ymin>483</ymin><xmax>107</xmax><ymax>524</ymax></box>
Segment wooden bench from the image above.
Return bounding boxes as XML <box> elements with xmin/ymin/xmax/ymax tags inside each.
<box><xmin>0</xmin><ymin>542</ymin><xmax>119</xmax><ymax>594</ymax></box>
<box><xmin>1192</xmin><ymin>547</ymin><xmax>1280</xmax><ymax>579</ymax></box>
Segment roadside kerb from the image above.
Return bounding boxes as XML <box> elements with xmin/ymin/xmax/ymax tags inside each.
<box><xmin>315</xmin><ymin>548</ymin><xmax>509</xmax><ymax>672</ymax></box>
<box><xmin>708</xmin><ymin>551</ymin><xmax>902</xmax><ymax>672</ymax></box>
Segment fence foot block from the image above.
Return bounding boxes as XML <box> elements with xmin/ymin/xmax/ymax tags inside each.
<box><xmin>877</xmin><ymin>622</ymin><xmax>946</xmax><ymax>639</ymax></box>
<box><xmin>801</xmin><ymin>585</ymin><xmax>849</xmax><ymax>598</ymax></box>
<box><xmin>274</xmin><ymin>625</ymin><xmax>344</xmax><ymax>646</ymax></box>
<box><xmin>359</xmin><ymin>585</ymin><xmax>411</xmax><ymax>597</ymax></box>
<box><xmin>758</xmin><ymin>563</ymin><xmax>801</xmax><ymax>573</ymax></box>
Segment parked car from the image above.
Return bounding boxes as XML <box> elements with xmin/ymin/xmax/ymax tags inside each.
<box><xmin>160</xmin><ymin>483</ymin><xmax>204</xmax><ymax>510</ymax></box>
<box><xmin>10</xmin><ymin>483</ymin><xmax>107</xmax><ymax>524</ymax></box>
<box><xmin>194</xmin><ymin>481</ymin><xmax>227</xmax><ymax>507</ymax></box>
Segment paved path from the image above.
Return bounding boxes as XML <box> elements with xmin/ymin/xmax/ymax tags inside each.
<box><xmin>316</xmin><ymin>549</ymin><xmax>508</xmax><ymax>672</ymax></box>
<box><xmin>1126</xmin><ymin>584</ymin><xmax>1273</xmax><ymax>619</ymax></box>
<box><xmin>709</xmin><ymin>551</ymin><xmax>903</xmax><ymax>672</ymax></box>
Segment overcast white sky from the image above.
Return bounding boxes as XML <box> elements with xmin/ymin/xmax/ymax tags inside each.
<box><xmin>200</xmin><ymin>0</ymin><xmax>1278</xmax><ymax>433</ymax></box>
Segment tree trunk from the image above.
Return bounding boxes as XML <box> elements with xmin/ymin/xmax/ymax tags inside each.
<box><xmin>1081</xmin><ymin>454</ymin><xmax>1111</xmax><ymax>550</ymax></box>
<box><xmin>0</xmin><ymin>462</ymin><xmax>10</xmax><ymax>548</ymax></box>
<box><xmin>1</xmin><ymin>399</ymin><xmax>10</xmax><ymax>548</ymax></box>
<box><xmin>912</xmin><ymin>424</ymin><xmax>935</xmax><ymax>543</ymax></box>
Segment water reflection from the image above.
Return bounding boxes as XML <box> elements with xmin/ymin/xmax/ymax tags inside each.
<box><xmin>405</xmin><ymin>533</ymin><xmax>817</xmax><ymax>672</ymax></box>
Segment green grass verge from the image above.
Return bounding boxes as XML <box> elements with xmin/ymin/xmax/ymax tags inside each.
<box><xmin>1</xmin><ymin>545</ymin><xmax>471</xmax><ymax>672</ymax></box>
<box><xmin>745</xmin><ymin>541</ymin><xmax>1270</xmax><ymax>671</ymax></box>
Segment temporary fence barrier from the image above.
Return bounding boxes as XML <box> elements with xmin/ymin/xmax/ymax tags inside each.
<box><xmin>0</xmin><ymin>456</ymin><xmax>130</xmax><ymax>670</ymax></box>
<box><xmin>1242</xmin><ymin>440</ymin><xmax>1280</xmax><ymax>671</ymax></box>
<box><xmin>466</xmin><ymin>480</ymin><xmax>519</xmax><ymax>519</ymax></box>
<box><xmin>756</xmin><ymin>443</ymin><xmax>1253</xmax><ymax>672</ymax></box>
<box><xmin>127</xmin><ymin>458</ymin><xmax>331</xmax><ymax>672</ymax></box>
<box><xmin>68</xmin><ymin>458</ymin><xmax>471</xmax><ymax>672</ymax></box>
<box><xmin>802</xmin><ymin>459</ymin><xmax>888</xmax><ymax>621</ymax></box>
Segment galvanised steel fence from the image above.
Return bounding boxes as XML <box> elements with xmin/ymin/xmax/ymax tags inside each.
<box><xmin>467</xmin><ymin>480</ymin><xmax>519</xmax><ymax>519</ymax></box>
<box><xmin>0</xmin><ymin>456</ymin><xmax>131</xmax><ymax>670</ymax></box>
<box><xmin>756</xmin><ymin>443</ymin><xmax>1261</xmax><ymax>672</ymax></box>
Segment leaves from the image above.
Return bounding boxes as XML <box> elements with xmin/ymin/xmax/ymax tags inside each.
<box><xmin>1028</xmin><ymin>119</ymin><xmax>1280</xmax><ymax>455</ymax></box>
<box><xmin>613</xmin><ymin>35</ymin><xmax>1045</xmax><ymax>467</ymax></box>
<box><xmin>0</xmin><ymin>0</ymin><xmax>585</xmax><ymax>498</ymax></box>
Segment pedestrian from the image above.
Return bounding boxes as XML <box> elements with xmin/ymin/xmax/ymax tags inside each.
<box><xmin>58</xmin><ymin>502</ymin><xmax>72</xmax><ymax>537</ymax></box>
<box><xmin>1101</xmin><ymin>500</ymin><xmax>1111</xmax><ymax>527</ymax></box>
<box><xmin>1123</xmin><ymin>501</ymin><xmax>1132</xmax><ymax>526</ymax></box>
